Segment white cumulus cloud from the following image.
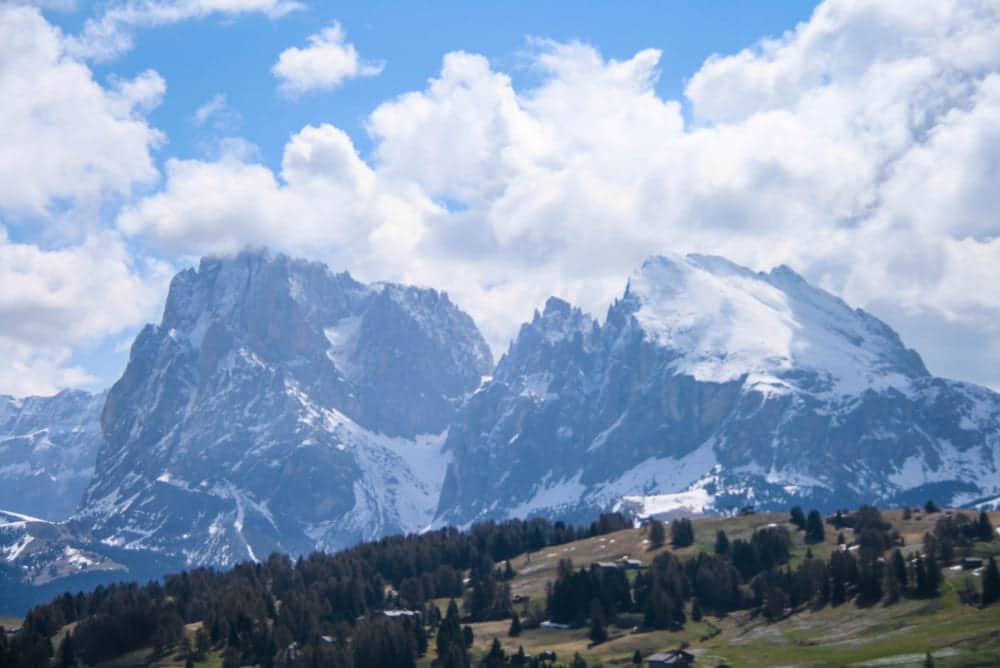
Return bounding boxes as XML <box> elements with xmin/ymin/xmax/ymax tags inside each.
<box><xmin>0</xmin><ymin>228</ymin><xmax>174</xmax><ymax>396</ymax></box>
<box><xmin>117</xmin><ymin>0</ymin><xmax>1000</xmax><ymax>391</ymax></box>
<box><xmin>273</xmin><ymin>22</ymin><xmax>384</xmax><ymax>96</ymax></box>
<box><xmin>0</xmin><ymin>5</ymin><xmax>164</xmax><ymax>217</ymax></box>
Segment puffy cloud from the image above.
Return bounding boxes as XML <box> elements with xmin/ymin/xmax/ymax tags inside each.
<box><xmin>272</xmin><ymin>22</ymin><xmax>384</xmax><ymax>96</ymax></box>
<box><xmin>0</xmin><ymin>5</ymin><xmax>164</xmax><ymax>216</ymax></box>
<box><xmin>0</xmin><ymin>228</ymin><xmax>174</xmax><ymax>396</ymax></box>
<box><xmin>119</xmin><ymin>0</ymin><xmax>1000</xmax><ymax>389</ymax></box>
<box><xmin>64</xmin><ymin>0</ymin><xmax>303</xmax><ymax>62</ymax></box>
<box><xmin>117</xmin><ymin>124</ymin><xmax>428</xmax><ymax>266</ymax></box>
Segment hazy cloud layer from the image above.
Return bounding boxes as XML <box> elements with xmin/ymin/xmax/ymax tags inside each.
<box><xmin>64</xmin><ymin>0</ymin><xmax>303</xmax><ymax>61</ymax></box>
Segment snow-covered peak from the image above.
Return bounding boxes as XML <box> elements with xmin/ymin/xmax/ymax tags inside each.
<box><xmin>530</xmin><ymin>297</ymin><xmax>595</xmax><ymax>344</ymax></box>
<box><xmin>624</xmin><ymin>254</ymin><xmax>928</xmax><ymax>396</ymax></box>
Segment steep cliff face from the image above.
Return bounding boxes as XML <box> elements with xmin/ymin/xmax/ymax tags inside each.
<box><xmin>78</xmin><ymin>250</ymin><xmax>492</xmax><ymax>566</ymax></box>
<box><xmin>0</xmin><ymin>390</ymin><xmax>105</xmax><ymax>520</ymax></box>
<box><xmin>437</xmin><ymin>255</ymin><xmax>1000</xmax><ymax>525</ymax></box>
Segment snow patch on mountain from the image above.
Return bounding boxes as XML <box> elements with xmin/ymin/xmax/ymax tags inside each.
<box><xmin>505</xmin><ymin>472</ymin><xmax>587</xmax><ymax>520</ymax></box>
<box><xmin>628</xmin><ymin>255</ymin><xmax>926</xmax><ymax>397</ymax></box>
<box><xmin>617</xmin><ymin>486</ymin><xmax>715</xmax><ymax>519</ymax></box>
<box><xmin>324</xmin><ymin>315</ymin><xmax>363</xmax><ymax>379</ymax></box>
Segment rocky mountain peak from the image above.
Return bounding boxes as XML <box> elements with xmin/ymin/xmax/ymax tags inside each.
<box><xmin>80</xmin><ymin>250</ymin><xmax>493</xmax><ymax>566</ymax></box>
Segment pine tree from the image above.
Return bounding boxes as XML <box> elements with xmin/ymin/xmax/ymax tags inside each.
<box><xmin>671</xmin><ymin>518</ymin><xmax>695</xmax><ymax>548</ymax></box>
<box><xmin>790</xmin><ymin>506</ymin><xmax>807</xmax><ymax>530</ymax></box>
<box><xmin>977</xmin><ymin>511</ymin><xmax>995</xmax><ymax>542</ymax></box>
<box><xmin>924</xmin><ymin>500</ymin><xmax>940</xmax><ymax>514</ymax></box>
<box><xmin>437</xmin><ymin>599</ymin><xmax>466</xmax><ymax>664</ymax></box>
<box><xmin>925</xmin><ymin>556</ymin><xmax>941</xmax><ymax>597</ymax></box>
<box><xmin>649</xmin><ymin>519</ymin><xmax>666</xmax><ymax>549</ymax></box>
<box><xmin>982</xmin><ymin>557</ymin><xmax>1000</xmax><ymax>606</ymax></box>
<box><xmin>572</xmin><ymin>652</ymin><xmax>588</xmax><ymax>668</ymax></box>
<box><xmin>924</xmin><ymin>651</ymin><xmax>935</xmax><ymax>667</ymax></box>
<box><xmin>486</xmin><ymin>638</ymin><xmax>505</xmax><ymax>666</ymax></box>
<box><xmin>588</xmin><ymin>599</ymin><xmax>607</xmax><ymax>644</ymax></box>
<box><xmin>632</xmin><ymin>649</ymin><xmax>642</xmax><ymax>664</ymax></box>
<box><xmin>57</xmin><ymin>631</ymin><xmax>75</xmax><ymax>668</ymax></box>
<box><xmin>805</xmin><ymin>510</ymin><xmax>825</xmax><ymax>544</ymax></box>
<box><xmin>714</xmin><ymin>529</ymin><xmax>730</xmax><ymax>556</ymax></box>
<box><xmin>508</xmin><ymin>612</ymin><xmax>522</xmax><ymax>637</ymax></box>
<box><xmin>691</xmin><ymin>597</ymin><xmax>703</xmax><ymax>622</ymax></box>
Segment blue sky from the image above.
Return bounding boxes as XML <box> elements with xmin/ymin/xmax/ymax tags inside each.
<box><xmin>3</xmin><ymin>0</ymin><xmax>1000</xmax><ymax>395</ymax></box>
<box><xmin>61</xmin><ymin>2</ymin><xmax>821</xmax><ymax>179</ymax></box>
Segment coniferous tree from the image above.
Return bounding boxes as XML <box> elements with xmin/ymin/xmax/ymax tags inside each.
<box><xmin>437</xmin><ymin>600</ymin><xmax>465</xmax><ymax>663</ymax></box>
<box><xmin>714</xmin><ymin>529</ymin><xmax>730</xmax><ymax>556</ymax></box>
<box><xmin>892</xmin><ymin>549</ymin><xmax>908</xmax><ymax>588</ymax></box>
<box><xmin>925</xmin><ymin>555</ymin><xmax>941</xmax><ymax>597</ymax></box>
<box><xmin>483</xmin><ymin>638</ymin><xmax>506</xmax><ymax>668</ymax></box>
<box><xmin>443</xmin><ymin>643</ymin><xmax>469</xmax><ymax>668</ymax></box>
<box><xmin>508</xmin><ymin>613</ymin><xmax>522</xmax><ymax>637</ymax></box>
<box><xmin>978</xmin><ymin>511</ymin><xmax>995</xmax><ymax>542</ymax></box>
<box><xmin>57</xmin><ymin>631</ymin><xmax>75</xmax><ymax>668</ymax></box>
<box><xmin>633</xmin><ymin>649</ymin><xmax>642</xmax><ymax>665</ymax></box>
<box><xmin>671</xmin><ymin>518</ymin><xmax>695</xmax><ymax>548</ymax></box>
<box><xmin>805</xmin><ymin>510</ymin><xmax>825</xmax><ymax>544</ymax></box>
<box><xmin>649</xmin><ymin>519</ymin><xmax>666</xmax><ymax>549</ymax></box>
<box><xmin>790</xmin><ymin>506</ymin><xmax>807</xmax><ymax>530</ymax></box>
<box><xmin>924</xmin><ymin>500</ymin><xmax>940</xmax><ymax>514</ymax></box>
<box><xmin>588</xmin><ymin>599</ymin><xmax>607</xmax><ymax>644</ymax></box>
<box><xmin>982</xmin><ymin>557</ymin><xmax>1000</xmax><ymax>606</ymax></box>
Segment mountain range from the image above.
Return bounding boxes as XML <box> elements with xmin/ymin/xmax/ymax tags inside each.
<box><xmin>2</xmin><ymin>249</ymin><xmax>999</xmax><ymax>612</ymax></box>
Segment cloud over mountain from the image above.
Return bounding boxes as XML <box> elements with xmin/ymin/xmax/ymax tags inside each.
<box><xmin>116</xmin><ymin>0</ymin><xmax>1000</xmax><ymax>389</ymax></box>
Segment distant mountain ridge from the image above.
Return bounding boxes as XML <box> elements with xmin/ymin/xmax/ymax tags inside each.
<box><xmin>0</xmin><ymin>390</ymin><xmax>105</xmax><ymax>520</ymax></box>
<box><xmin>437</xmin><ymin>254</ymin><xmax>1000</xmax><ymax>525</ymax></box>
<box><xmin>2</xmin><ymin>250</ymin><xmax>1000</xmax><ymax>595</ymax></box>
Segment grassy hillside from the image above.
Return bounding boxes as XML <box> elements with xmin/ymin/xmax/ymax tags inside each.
<box><xmin>446</xmin><ymin>510</ymin><xmax>1000</xmax><ymax>668</ymax></box>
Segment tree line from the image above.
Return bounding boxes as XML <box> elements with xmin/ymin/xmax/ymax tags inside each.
<box><xmin>544</xmin><ymin>506</ymin><xmax>998</xmax><ymax>646</ymax></box>
<box><xmin>0</xmin><ymin>513</ymin><xmax>630</xmax><ymax>668</ymax></box>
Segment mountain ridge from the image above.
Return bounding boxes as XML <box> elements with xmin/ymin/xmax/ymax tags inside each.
<box><xmin>1</xmin><ymin>249</ymin><xmax>998</xmax><ymax>588</ymax></box>
<box><xmin>436</xmin><ymin>253</ymin><xmax>1000</xmax><ymax>526</ymax></box>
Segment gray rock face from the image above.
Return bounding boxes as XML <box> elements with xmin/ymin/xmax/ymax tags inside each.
<box><xmin>78</xmin><ymin>250</ymin><xmax>492</xmax><ymax>566</ymax></box>
<box><xmin>0</xmin><ymin>391</ymin><xmax>105</xmax><ymax>520</ymax></box>
<box><xmin>7</xmin><ymin>249</ymin><xmax>1000</xmax><ymax>580</ymax></box>
<box><xmin>437</xmin><ymin>255</ymin><xmax>1000</xmax><ymax>525</ymax></box>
